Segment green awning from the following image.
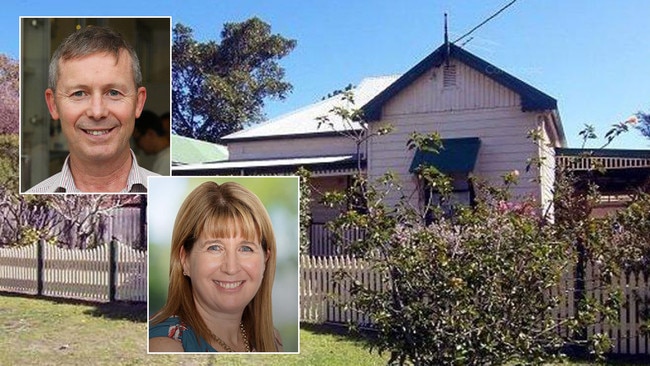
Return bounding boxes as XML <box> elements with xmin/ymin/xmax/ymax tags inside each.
<box><xmin>409</xmin><ymin>137</ymin><xmax>481</xmax><ymax>173</ymax></box>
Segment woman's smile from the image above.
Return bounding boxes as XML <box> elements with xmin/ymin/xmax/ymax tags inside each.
<box><xmin>214</xmin><ymin>280</ymin><xmax>245</xmax><ymax>290</ymax></box>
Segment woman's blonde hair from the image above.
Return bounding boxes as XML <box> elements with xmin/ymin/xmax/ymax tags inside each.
<box><xmin>150</xmin><ymin>181</ymin><xmax>278</xmax><ymax>351</ymax></box>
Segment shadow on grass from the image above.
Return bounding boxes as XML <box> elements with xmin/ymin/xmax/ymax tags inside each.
<box><xmin>301</xmin><ymin>321</ymin><xmax>377</xmax><ymax>346</ymax></box>
<box><xmin>0</xmin><ymin>291</ymin><xmax>146</xmax><ymax>323</ymax></box>
<box><xmin>562</xmin><ymin>343</ymin><xmax>650</xmax><ymax>365</ymax></box>
<box><xmin>301</xmin><ymin>322</ymin><xmax>650</xmax><ymax>365</ymax></box>
<box><xmin>570</xmin><ymin>354</ymin><xmax>650</xmax><ymax>365</ymax></box>
<box><xmin>84</xmin><ymin>301</ymin><xmax>147</xmax><ymax>323</ymax></box>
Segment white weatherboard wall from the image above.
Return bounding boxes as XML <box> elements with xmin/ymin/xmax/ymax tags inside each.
<box><xmin>228</xmin><ymin>135</ymin><xmax>360</xmax><ymax>161</ymax></box>
<box><xmin>538</xmin><ymin>115</ymin><xmax>558</xmax><ymax>218</ymax></box>
<box><xmin>368</xmin><ymin>58</ymin><xmax>549</xmax><ymax>207</ymax></box>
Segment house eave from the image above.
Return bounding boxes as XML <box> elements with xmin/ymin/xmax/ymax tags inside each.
<box><xmin>220</xmin><ymin>129</ymin><xmax>364</xmax><ymax>144</ymax></box>
<box><xmin>171</xmin><ymin>155</ymin><xmax>365</xmax><ymax>176</ymax></box>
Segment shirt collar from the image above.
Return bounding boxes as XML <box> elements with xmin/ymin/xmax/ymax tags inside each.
<box><xmin>56</xmin><ymin>150</ymin><xmax>148</xmax><ymax>193</ymax></box>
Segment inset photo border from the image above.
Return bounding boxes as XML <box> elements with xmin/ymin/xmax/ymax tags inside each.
<box><xmin>147</xmin><ymin>176</ymin><xmax>300</xmax><ymax>353</ymax></box>
<box><xmin>20</xmin><ymin>17</ymin><xmax>171</xmax><ymax>194</ymax></box>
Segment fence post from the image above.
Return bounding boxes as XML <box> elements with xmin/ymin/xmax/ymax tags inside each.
<box><xmin>574</xmin><ymin>239</ymin><xmax>587</xmax><ymax>344</ymax></box>
<box><xmin>140</xmin><ymin>195</ymin><xmax>147</xmax><ymax>250</ymax></box>
<box><xmin>109</xmin><ymin>239</ymin><xmax>117</xmax><ymax>302</ymax></box>
<box><xmin>37</xmin><ymin>239</ymin><xmax>44</xmax><ymax>296</ymax></box>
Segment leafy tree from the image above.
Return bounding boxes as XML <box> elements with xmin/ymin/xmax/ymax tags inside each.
<box><xmin>0</xmin><ymin>192</ymin><xmax>55</xmax><ymax>247</ymax></box>
<box><xmin>0</xmin><ymin>54</ymin><xmax>18</xmax><ymax>190</ymax></box>
<box><xmin>604</xmin><ymin>192</ymin><xmax>650</xmax><ymax>339</ymax></box>
<box><xmin>172</xmin><ymin>18</ymin><xmax>296</xmax><ymax>142</ymax></box>
<box><xmin>637</xmin><ymin>111</ymin><xmax>650</xmax><ymax>140</ymax></box>
<box><xmin>0</xmin><ymin>54</ymin><xmax>18</xmax><ymax>134</ymax></box>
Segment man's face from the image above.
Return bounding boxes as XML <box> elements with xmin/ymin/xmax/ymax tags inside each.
<box><xmin>45</xmin><ymin>50</ymin><xmax>146</xmax><ymax>165</ymax></box>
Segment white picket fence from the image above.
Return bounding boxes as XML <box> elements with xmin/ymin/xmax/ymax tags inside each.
<box><xmin>581</xmin><ymin>263</ymin><xmax>648</xmax><ymax>355</ymax></box>
<box><xmin>300</xmin><ymin>255</ymin><xmax>650</xmax><ymax>355</ymax></box>
<box><xmin>0</xmin><ymin>240</ymin><xmax>146</xmax><ymax>302</ymax></box>
<box><xmin>300</xmin><ymin>255</ymin><xmax>382</xmax><ymax>326</ymax></box>
<box><xmin>0</xmin><ymin>244</ymin><xmax>38</xmax><ymax>294</ymax></box>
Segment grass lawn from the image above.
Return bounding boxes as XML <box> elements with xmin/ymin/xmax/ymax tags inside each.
<box><xmin>0</xmin><ymin>293</ymin><xmax>387</xmax><ymax>366</ymax></box>
<box><xmin>1</xmin><ymin>292</ymin><xmax>648</xmax><ymax>365</ymax></box>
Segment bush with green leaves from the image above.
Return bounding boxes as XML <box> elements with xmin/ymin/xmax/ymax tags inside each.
<box><xmin>324</xmin><ymin>168</ymin><xmax>590</xmax><ymax>365</ymax></box>
<box><xmin>314</xmin><ymin>95</ymin><xmax>649</xmax><ymax>364</ymax></box>
<box><xmin>326</xmin><ymin>166</ymin><xmax>650</xmax><ymax>365</ymax></box>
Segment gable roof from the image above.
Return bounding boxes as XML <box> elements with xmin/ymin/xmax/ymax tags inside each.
<box><xmin>222</xmin><ymin>75</ymin><xmax>399</xmax><ymax>142</ymax></box>
<box><xmin>363</xmin><ymin>42</ymin><xmax>558</xmax><ymax>121</ymax></box>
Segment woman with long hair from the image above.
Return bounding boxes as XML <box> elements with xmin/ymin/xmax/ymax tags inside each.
<box><xmin>149</xmin><ymin>181</ymin><xmax>282</xmax><ymax>352</ymax></box>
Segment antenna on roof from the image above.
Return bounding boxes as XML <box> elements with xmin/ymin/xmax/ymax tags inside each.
<box><xmin>459</xmin><ymin>37</ymin><xmax>474</xmax><ymax>48</ymax></box>
<box><xmin>444</xmin><ymin>13</ymin><xmax>450</xmax><ymax>65</ymax></box>
<box><xmin>453</xmin><ymin>0</ymin><xmax>519</xmax><ymax>44</ymax></box>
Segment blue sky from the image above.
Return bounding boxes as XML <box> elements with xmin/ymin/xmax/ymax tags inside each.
<box><xmin>4</xmin><ymin>0</ymin><xmax>649</xmax><ymax>149</ymax></box>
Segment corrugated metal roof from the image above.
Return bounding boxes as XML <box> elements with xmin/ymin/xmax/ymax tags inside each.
<box><xmin>222</xmin><ymin>75</ymin><xmax>400</xmax><ymax>141</ymax></box>
<box><xmin>171</xmin><ymin>134</ymin><xmax>229</xmax><ymax>165</ymax></box>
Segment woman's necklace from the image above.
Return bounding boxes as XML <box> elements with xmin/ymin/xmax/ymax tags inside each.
<box><xmin>210</xmin><ymin>322</ymin><xmax>250</xmax><ymax>352</ymax></box>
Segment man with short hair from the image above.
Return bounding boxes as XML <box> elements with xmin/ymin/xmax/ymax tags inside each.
<box><xmin>27</xmin><ymin>25</ymin><xmax>157</xmax><ymax>193</ymax></box>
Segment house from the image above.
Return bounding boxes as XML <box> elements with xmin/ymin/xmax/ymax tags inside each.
<box><xmin>172</xmin><ymin>41</ymin><xmax>650</xmax><ymax>237</ymax></box>
<box><xmin>362</xmin><ymin>42</ymin><xmax>564</xmax><ymax>213</ymax></box>
<box><xmin>173</xmin><ymin>42</ymin><xmax>566</xmax><ymax>224</ymax></box>
<box><xmin>171</xmin><ymin>40</ymin><xmax>649</xmax><ymax>352</ymax></box>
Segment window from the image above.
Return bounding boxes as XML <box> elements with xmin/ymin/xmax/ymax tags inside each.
<box><xmin>422</xmin><ymin>173</ymin><xmax>474</xmax><ymax>224</ymax></box>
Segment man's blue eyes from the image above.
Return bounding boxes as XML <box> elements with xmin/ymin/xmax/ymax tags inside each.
<box><xmin>70</xmin><ymin>90</ymin><xmax>121</xmax><ymax>97</ymax></box>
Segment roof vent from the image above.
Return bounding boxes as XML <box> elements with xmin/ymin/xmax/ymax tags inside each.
<box><xmin>443</xmin><ymin>64</ymin><xmax>457</xmax><ymax>87</ymax></box>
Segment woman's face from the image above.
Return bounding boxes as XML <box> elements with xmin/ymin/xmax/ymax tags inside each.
<box><xmin>181</xmin><ymin>230</ymin><xmax>268</xmax><ymax>316</ymax></box>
